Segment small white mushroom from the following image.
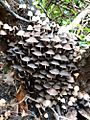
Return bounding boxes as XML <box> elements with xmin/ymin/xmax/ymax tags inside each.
<box><xmin>68</xmin><ymin>101</ymin><xmax>73</xmax><ymax>106</ymax></box>
<box><xmin>44</xmin><ymin>113</ymin><xmax>48</xmax><ymax>118</ymax></box>
<box><xmin>83</xmin><ymin>93</ymin><xmax>90</xmax><ymax>101</ymax></box>
<box><xmin>43</xmin><ymin>100</ymin><xmax>52</xmax><ymax>107</ymax></box>
<box><xmin>74</xmin><ymin>85</ymin><xmax>79</xmax><ymax>92</ymax></box>
<box><xmin>16</xmin><ymin>30</ymin><xmax>25</xmax><ymax>36</ymax></box>
<box><xmin>47</xmin><ymin>88</ymin><xmax>58</xmax><ymax>96</ymax></box>
<box><xmin>0</xmin><ymin>30</ymin><xmax>7</xmax><ymax>35</ymax></box>
<box><xmin>19</xmin><ymin>4</ymin><xmax>26</xmax><ymax>9</ymax></box>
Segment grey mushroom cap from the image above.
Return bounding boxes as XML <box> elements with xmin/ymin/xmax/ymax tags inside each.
<box><xmin>49</xmin><ymin>69</ymin><xmax>59</xmax><ymax>75</ymax></box>
<box><xmin>47</xmin><ymin>88</ymin><xmax>58</xmax><ymax>96</ymax></box>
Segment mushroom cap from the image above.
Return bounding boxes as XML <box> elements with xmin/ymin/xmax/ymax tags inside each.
<box><xmin>27</xmin><ymin>10</ymin><xmax>33</xmax><ymax>16</ymax></box>
<box><xmin>36</xmin><ymin>43</ymin><xmax>44</xmax><ymax>48</ymax></box>
<box><xmin>0</xmin><ymin>21</ymin><xmax>3</xmax><ymax>26</ymax></box>
<box><xmin>49</xmin><ymin>69</ymin><xmax>59</xmax><ymax>75</ymax></box>
<box><xmin>41</xmin><ymin>37</ymin><xmax>50</xmax><ymax>42</ymax></box>
<box><xmin>54</xmin><ymin>44</ymin><xmax>62</xmax><ymax>49</ymax></box>
<box><xmin>27</xmin><ymin>25</ymin><xmax>33</xmax><ymax>31</ymax></box>
<box><xmin>45</xmin><ymin>49</ymin><xmax>54</xmax><ymax>55</ymax></box>
<box><xmin>25</xmin><ymin>37</ymin><xmax>39</xmax><ymax>43</ymax></box>
<box><xmin>0</xmin><ymin>30</ymin><xmax>7</xmax><ymax>35</ymax></box>
<box><xmin>42</xmin><ymin>100</ymin><xmax>52</xmax><ymax>107</ymax></box>
<box><xmin>51</xmin><ymin>35</ymin><xmax>61</xmax><ymax>42</ymax></box>
<box><xmin>53</xmin><ymin>54</ymin><xmax>69</xmax><ymax>62</ymax></box>
<box><xmin>32</xmin><ymin>51</ymin><xmax>42</xmax><ymax>56</ymax></box>
<box><xmin>16</xmin><ymin>30</ymin><xmax>25</xmax><ymax>36</ymax></box>
<box><xmin>63</xmin><ymin>44</ymin><xmax>72</xmax><ymax>50</ymax></box>
<box><xmin>3</xmin><ymin>24</ymin><xmax>12</xmax><ymax>31</ymax></box>
<box><xmin>47</xmin><ymin>88</ymin><xmax>58</xmax><ymax>96</ymax></box>
<box><xmin>50</xmin><ymin>60</ymin><xmax>60</xmax><ymax>66</ymax></box>
<box><xmin>27</xmin><ymin>63</ymin><xmax>37</xmax><ymax>69</ymax></box>
<box><xmin>40</xmin><ymin>61</ymin><xmax>49</xmax><ymax>66</ymax></box>
<box><xmin>43</xmin><ymin>83</ymin><xmax>51</xmax><ymax>89</ymax></box>
<box><xmin>34</xmin><ymin>84</ymin><xmax>43</xmax><ymax>91</ymax></box>
<box><xmin>21</xmin><ymin>56</ymin><xmax>30</xmax><ymax>62</ymax></box>
<box><xmin>60</xmin><ymin>70</ymin><xmax>70</xmax><ymax>77</ymax></box>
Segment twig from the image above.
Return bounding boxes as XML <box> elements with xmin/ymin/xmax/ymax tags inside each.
<box><xmin>59</xmin><ymin>5</ymin><xmax>90</xmax><ymax>33</ymax></box>
<box><xmin>66</xmin><ymin>5</ymin><xmax>90</xmax><ymax>31</ymax></box>
<box><xmin>0</xmin><ymin>0</ymin><xmax>30</xmax><ymax>23</ymax></box>
<box><xmin>51</xmin><ymin>107</ymin><xmax>72</xmax><ymax>120</ymax></box>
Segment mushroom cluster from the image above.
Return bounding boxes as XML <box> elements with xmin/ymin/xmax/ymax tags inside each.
<box><xmin>0</xmin><ymin>8</ymin><xmax>90</xmax><ymax>116</ymax></box>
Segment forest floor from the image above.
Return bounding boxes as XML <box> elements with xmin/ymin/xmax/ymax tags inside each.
<box><xmin>0</xmin><ymin>52</ymin><xmax>90</xmax><ymax>120</ymax></box>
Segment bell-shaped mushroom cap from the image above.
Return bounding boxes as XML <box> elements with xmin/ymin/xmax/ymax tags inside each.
<box><xmin>27</xmin><ymin>10</ymin><xmax>33</xmax><ymax>16</ymax></box>
<box><xmin>42</xmin><ymin>25</ymin><xmax>51</xmax><ymax>31</ymax></box>
<box><xmin>23</xmin><ymin>32</ymin><xmax>31</xmax><ymax>37</ymax></box>
<box><xmin>8</xmin><ymin>42</ymin><xmax>15</xmax><ymax>47</ymax></box>
<box><xmin>45</xmin><ymin>49</ymin><xmax>55</xmax><ymax>55</ymax></box>
<box><xmin>21</xmin><ymin>56</ymin><xmax>30</xmax><ymax>62</ymax></box>
<box><xmin>32</xmin><ymin>51</ymin><xmax>42</xmax><ymax>56</ymax></box>
<box><xmin>34</xmin><ymin>84</ymin><xmax>43</xmax><ymax>91</ymax></box>
<box><xmin>27</xmin><ymin>63</ymin><xmax>37</xmax><ymax>69</ymax></box>
<box><xmin>49</xmin><ymin>69</ymin><xmax>59</xmax><ymax>75</ymax></box>
<box><xmin>38</xmin><ymin>74</ymin><xmax>45</xmax><ymax>79</ymax></box>
<box><xmin>54</xmin><ymin>44</ymin><xmax>62</xmax><ymax>49</ymax></box>
<box><xmin>51</xmin><ymin>35</ymin><xmax>61</xmax><ymax>42</ymax></box>
<box><xmin>53</xmin><ymin>54</ymin><xmax>61</xmax><ymax>60</ymax></box>
<box><xmin>16</xmin><ymin>30</ymin><xmax>25</xmax><ymax>36</ymax></box>
<box><xmin>63</xmin><ymin>44</ymin><xmax>72</xmax><ymax>50</ymax></box>
<box><xmin>60</xmin><ymin>55</ymin><xmax>68</xmax><ymax>62</ymax></box>
<box><xmin>67</xmin><ymin>76</ymin><xmax>75</xmax><ymax>83</ymax></box>
<box><xmin>19</xmin><ymin>4</ymin><xmax>26</xmax><ymax>9</ymax></box>
<box><xmin>40</xmin><ymin>13</ymin><xmax>46</xmax><ymax>18</ymax></box>
<box><xmin>0</xmin><ymin>30</ymin><xmax>7</xmax><ymax>35</ymax></box>
<box><xmin>3</xmin><ymin>24</ymin><xmax>13</xmax><ymax>31</ymax></box>
<box><xmin>25</xmin><ymin>37</ymin><xmax>39</xmax><ymax>43</ymax></box>
<box><xmin>15</xmin><ymin>50</ymin><xmax>24</xmax><ymax>55</ymax></box>
<box><xmin>42</xmin><ymin>100</ymin><xmax>52</xmax><ymax>107</ymax></box>
<box><xmin>50</xmin><ymin>60</ymin><xmax>59</xmax><ymax>66</ymax></box>
<box><xmin>60</xmin><ymin>64</ymin><xmax>66</xmax><ymax>69</ymax></box>
<box><xmin>47</xmin><ymin>73</ymin><xmax>55</xmax><ymax>79</ymax></box>
<box><xmin>0</xmin><ymin>21</ymin><xmax>3</xmax><ymax>26</ymax></box>
<box><xmin>34</xmin><ymin>24</ymin><xmax>41</xmax><ymax>32</ymax></box>
<box><xmin>18</xmin><ymin>41</ymin><xmax>25</xmax><ymax>45</ymax></box>
<box><xmin>40</xmin><ymin>61</ymin><xmax>49</xmax><ymax>66</ymax></box>
<box><xmin>60</xmin><ymin>70</ymin><xmax>70</xmax><ymax>77</ymax></box>
<box><xmin>43</xmin><ymin>83</ymin><xmax>51</xmax><ymax>89</ymax></box>
<box><xmin>53</xmin><ymin>84</ymin><xmax>60</xmax><ymax>89</ymax></box>
<box><xmin>41</xmin><ymin>37</ymin><xmax>50</xmax><ymax>42</ymax></box>
<box><xmin>35</xmin><ymin>10</ymin><xmax>41</xmax><ymax>16</ymax></box>
<box><xmin>12</xmin><ymin>65</ymin><xmax>23</xmax><ymax>71</ymax></box>
<box><xmin>53</xmin><ymin>54</ymin><xmax>68</xmax><ymax>62</ymax></box>
<box><xmin>47</xmin><ymin>88</ymin><xmax>58</xmax><ymax>96</ymax></box>
<box><xmin>34</xmin><ymin>32</ymin><xmax>40</xmax><ymax>37</ymax></box>
<box><xmin>46</xmin><ymin>44</ymin><xmax>52</xmax><ymax>48</ymax></box>
<box><xmin>27</xmin><ymin>25</ymin><xmax>33</xmax><ymax>31</ymax></box>
<box><xmin>36</xmin><ymin>43</ymin><xmax>44</xmax><ymax>48</ymax></box>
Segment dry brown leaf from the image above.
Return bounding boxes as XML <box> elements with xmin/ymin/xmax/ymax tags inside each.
<box><xmin>0</xmin><ymin>115</ymin><xmax>4</xmax><ymax>120</ymax></box>
<box><xmin>16</xmin><ymin>85</ymin><xmax>28</xmax><ymax>113</ymax></box>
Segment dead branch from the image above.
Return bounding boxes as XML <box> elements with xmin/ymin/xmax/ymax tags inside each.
<box><xmin>0</xmin><ymin>0</ymin><xmax>30</xmax><ymax>23</ymax></box>
<box><xmin>59</xmin><ymin>5</ymin><xmax>90</xmax><ymax>33</ymax></box>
